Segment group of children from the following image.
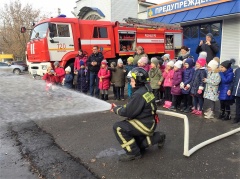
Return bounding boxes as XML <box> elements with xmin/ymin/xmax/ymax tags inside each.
<box><xmin>42</xmin><ymin>51</ymin><xmax>240</xmax><ymax>124</ymax></box>
<box><xmin>145</xmin><ymin>52</ymin><xmax>239</xmax><ymax>124</ymax></box>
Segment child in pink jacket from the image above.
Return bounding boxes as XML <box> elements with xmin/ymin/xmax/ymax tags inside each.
<box><xmin>98</xmin><ymin>60</ymin><xmax>111</xmax><ymax>100</ymax></box>
<box><xmin>162</xmin><ymin>60</ymin><xmax>175</xmax><ymax>108</ymax></box>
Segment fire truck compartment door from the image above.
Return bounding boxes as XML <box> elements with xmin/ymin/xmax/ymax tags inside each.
<box><xmin>47</xmin><ymin>23</ymin><xmax>74</xmax><ymax>61</ymax></box>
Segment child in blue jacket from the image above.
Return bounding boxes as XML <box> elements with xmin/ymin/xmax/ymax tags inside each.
<box><xmin>229</xmin><ymin>66</ymin><xmax>240</xmax><ymax>123</ymax></box>
<box><xmin>180</xmin><ymin>57</ymin><xmax>195</xmax><ymax>113</ymax></box>
<box><xmin>63</xmin><ymin>66</ymin><xmax>73</xmax><ymax>89</ymax></box>
<box><xmin>218</xmin><ymin>60</ymin><xmax>234</xmax><ymax>120</ymax></box>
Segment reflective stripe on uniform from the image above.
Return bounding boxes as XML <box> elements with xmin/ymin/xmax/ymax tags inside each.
<box><xmin>142</xmin><ymin>92</ymin><xmax>155</xmax><ymax>103</ymax></box>
<box><xmin>121</xmin><ymin>138</ymin><xmax>135</xmax><ymax>149</ymax></box>
<box><xmin>117</xmin><ymin>127</ymin><xmax>132</xmax><ymax>152</ymax></box>
<box><xmin>146</xmin><ymin>136</ymin><xmax>152</xmax><ymax>146</ymax></box>
<box><xmin>128</xmin><ymin>119</ymin><xmax>155</xmax><ymax>136</ymax></box>
<box><xmin>116</xmin><ymin>107</ymin><xmax>121</xmax><ymax>115</ymax></box>
<box><xmin>151</xmin><ymin>103</ymin><xmax>155</xmax><ymax>115</ymax></box>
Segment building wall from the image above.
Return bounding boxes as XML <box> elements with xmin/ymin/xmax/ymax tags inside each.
<box><xmin>75</xmin><ymin>0</ymin><xmax>146</xmax><ymax>21</ymax></box>
<box><xmin>111</xmin><ymin>0</ymin><xmax>138</xmax><ymax>22</ymax></box>
<box><xmin>74</xmin><ymin>0</ymin><xmax>111</xmax><ymax>21</ymax></box>
<box><xmin>138</xmin><ymin>11</ymin><xmax>148</xmax><ymax>19</ymax></box>
<box><xmin>221</xmin><ymin>18</ymin><xmax>240</xmax><ymax>66</ymax></box>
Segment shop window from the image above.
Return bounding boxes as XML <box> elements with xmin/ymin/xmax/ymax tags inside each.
<box><xmin>211</xmin><ymin>23</ymin><xmax>220</xmax><ymax>37</ymax></box>
<box><xmin>191</xmin><ymin>26</ymin><xmax>199</xmax><ymax>38</ymax></box>
<box><xmin>183</xmin><ymin>27</ymin><xmax>190</xmax><ymax>39</ymax></box>
<box><xmin>200</xmin><ymin>24</ymin><xmax>210</xmax><ymax>37</ymax></box>
<box><xmin>93</xmin><ymin>27</ymin><xmax>108</xmax><ymax>38</ymax></box>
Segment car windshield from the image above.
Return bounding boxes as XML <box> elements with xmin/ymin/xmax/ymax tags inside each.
<box><xmin>30</xmin><ymin>22</ymin><xmax>48</xmax><ymax>40</ymax></box>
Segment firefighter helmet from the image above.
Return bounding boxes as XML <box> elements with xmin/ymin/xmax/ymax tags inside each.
<box><xmin>130</xmin><ymin>67</ymin><xmax>149</xmax><ymax>86</ymax></box>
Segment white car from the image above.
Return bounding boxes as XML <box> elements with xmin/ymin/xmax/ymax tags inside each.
<box><xmin>0</xmin><ymin>62</ymin><xmax>25</xmax><ymax>75</ymax></box>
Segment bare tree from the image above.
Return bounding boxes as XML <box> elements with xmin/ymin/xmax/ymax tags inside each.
<box><xmin>0</xmin><ymin>0</ymin><xmax>47</xmax><ymax>61</ymax></box>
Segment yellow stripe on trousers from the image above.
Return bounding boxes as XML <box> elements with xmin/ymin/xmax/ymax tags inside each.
<box><xmin>117</xmin><ymin>127</ymin><xmax>132</xmax><ymax>152</ymax></box>
<box><xmin>128</xmin><ymin>119</ymin><xmax>155</xmax><ymax>136</ymax></box>
<box><xmin>121</xmin><ymin>138</ymin><xmax>135</xmax><ymax>149</ymax></box>
<box><xmin>146</xmin><ymin>136</ymin><xmax>152</xmax><ymax>146</ymax></box>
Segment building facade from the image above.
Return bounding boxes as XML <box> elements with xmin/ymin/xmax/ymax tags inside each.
<box><xmin>73</xmin><ymin>0</ymin><xmax>155</xmax><ymax>21</ymax></box>
<box><xmin>147</xmin><ymin>0</ymin><xmax>240</xmax><ymax>66</ymax></box>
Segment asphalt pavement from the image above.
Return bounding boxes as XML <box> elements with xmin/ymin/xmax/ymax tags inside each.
<box><xmin>0</xmin><ymin>73</ymin><xmax>239</xmax><ymax>179</ymax></box>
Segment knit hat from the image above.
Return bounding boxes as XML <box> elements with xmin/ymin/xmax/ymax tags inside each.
<box><xmin>151</xmin><ymin>57</ymin><xmax>159</xmax><ymax>67</ymax></box>
<box><xmin>213</xmin><ymin>57</ymin><xmax>220</xmax><ymax>64</ymax></box>
<box><xmin>54</xmin><ymin>61</ymin><xmax>59</xmax><ymax>66</ymax></box>
<box><xmin>196</xmin><ymin>58</ymin><xmax>207</xmax><ymax>67</ymax></box>
<box><xmin>198</xmin><ymin>51</ymin><xmax>207</xmax><ymax>59</ymax></box>
<box><xmin>80</xmin><ymin>60</ymin><xmax>84</xmax><ymax>66</ymax></box>
<box><xmin>220</xmin><ymin>60</ymin><xmax>232</xmax><ymax>69</ymax></box>
<box><xmin>127</xmin><ymin>57</ymin><xmax>134</xmax><ymax>63</ymax></box>
<box><xmin>206</xmin><ymin>33</ymin><xmax>213</xmax><ymax>39</ymax></box>
<box><xmin>185</xmin><ymin>58</ymin><xmax>195</xmax><ymax>68</ymax></box>
<box><xmin>158</xmin><ymin>58</ymin><xmax>164</xmax><ymax>66</ymax></box>
<box><xmin>101</xmin><ymin>59</ymin><xmax>108</xmax><ymax>65</ymax></box>
<box><xmin>207</xmin><ymin>60</ymin><xmax>219</xmax><ymax>71</ymax></box>
<box><xmin>138</xmin><ymin>56</ymin><xmax>148</xmax><ymax>64</ymax></box>
<box><xmin>111</xmin><ymin>62</ymin><xmax>116</xmax><ymax>67</ymax></box>
<box><xmin>118</xmin><ymin>58</ymin><xmax>123</xmax><ymax>64</ymax></box>
<box><xmin>167</xmin><ymin>60</ymin><xmax>174</xmax><ymax>67</ymax></box>
<box><xmin>174</xmin><ymin>60</ymin><xmax>183</xmax><ymax>69</ymax></box>
<box><xmin>162</xmin><ymin>54</ymin><xmax>170</xmax><ymax>60</ymax></box>
<box><xmin>65</xmin><ymin>66</ymin><xmax>71</xmax><ymax>72</ymax></box>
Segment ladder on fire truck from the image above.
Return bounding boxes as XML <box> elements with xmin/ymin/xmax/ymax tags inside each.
<box><xmin>121</xmin><ymin>17</ymin><xmax>182</xmax><ymax>30</ymax></box>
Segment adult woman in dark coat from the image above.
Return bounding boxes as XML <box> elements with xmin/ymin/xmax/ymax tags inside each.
<box><xmin>196</xmin><ymin>33</ymin><xmax>219</xmax><ymax>63</ymax></box>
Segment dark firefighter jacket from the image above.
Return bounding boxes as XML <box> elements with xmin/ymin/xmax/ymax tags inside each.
<box><xmin>113</xmin><ymin>84</ymin><xmax>157</xmax><ymax>133</ymax></box>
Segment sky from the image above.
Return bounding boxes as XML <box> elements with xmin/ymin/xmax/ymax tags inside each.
<box><xmin>1</xmin><ymin>0</ymin><xmax>169</xmax><ymax>18</ymax></box>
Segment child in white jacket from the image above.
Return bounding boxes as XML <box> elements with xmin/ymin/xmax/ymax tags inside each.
<box><xmin>203</xmin><ymin>60</ymin><xmax>221</xmax><ymax>119</ymax></box>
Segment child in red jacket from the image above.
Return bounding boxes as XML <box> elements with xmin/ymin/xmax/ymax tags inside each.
<box><xmin>53</xmin><ymin>61</ymin><xmax>65</xmax><ymax>84</ymax></box>
<box><xmin>42</xmin><ymin>66</ymin><xmax>58</xmax><ymax>93</ymax></box>
<box><xmin>98</xmin><ymin>60</ymin><xmax>111</xmax><ymax>100</ymax></box>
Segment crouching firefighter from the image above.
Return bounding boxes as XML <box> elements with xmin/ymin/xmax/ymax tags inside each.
<box><xmin>110</xmin><ymin>67</ymin><xmax>166</xmax><ymax>162</ymax></box>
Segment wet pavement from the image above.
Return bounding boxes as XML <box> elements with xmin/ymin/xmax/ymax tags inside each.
<box><xmin>0</xmin><ymin>73</ymin><xmax>239</xmax><ymax>179</ymax></box>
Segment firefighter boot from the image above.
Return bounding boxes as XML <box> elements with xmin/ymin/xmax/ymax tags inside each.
<box><xmin>154</xmin><ymin>132</ymin><xmax>166</xmax><ymax>148</ymax></box>
<box><xmin>104</xmin><ymin>94</ymin><xmax>108</xmax><ymax>101</ymax></box>
<box><xmin>119</xmin><ymin>152</ymin><xmax>142</xmax><ymax>162</ymax></box>
<box><xmin>140</xmin><ymin>132</ymin><xmax>166</xmax><ymax>149</ymax></box>
<box><xmin>101</xmin><ymin>94</ymin><xmax>104</xmax><ymax>100</ymax></box>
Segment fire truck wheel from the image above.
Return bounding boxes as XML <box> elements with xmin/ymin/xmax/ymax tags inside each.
<box><xmin>13</xmin><ymin>68</ymin><xmax>21</xmax><ymax>75</ymax></box>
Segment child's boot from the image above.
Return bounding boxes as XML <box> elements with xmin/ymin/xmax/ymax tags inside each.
<box><xmin>204</xmin><ymin>108</ymin><xmax>211</xmax><ymax>116</ymax></box>
<box><xmin>163</xmin><ymin>101</ymin><xmax>167</xmax><ymax>108</ymax></box>
<box><xmin>104</xmin><ymin>94</ymin><xmax>108</xmax><ymax>101</ymax></box>
<box><xmin>101</xmin><ymin>94</ymin><xmax>105</xmax><ymax>100</ymax></box>
<box><xmin>223</xmin><ymin>111</ymin><xmax>231</xmax><ymax>120</ymax></box>
<box><xmin>204</xmin><ymin>110</ymin><xmax>214</xmax><ymax>119</ymax></box>
<box><xmin>218</xmin><ymin>109</ymin><xmax>225</xmax><ymax>119</ymax></box>
<box><xmin>169</xmin><ymin>106</ymin><xmax>176</xmax><ymax>111</ymax></box>
<box><xmin>184</xmin><ymin>107</ymin><xmax>191</xmax><ymax>113</ymax></box>
<box><xmin>195</xmin><ymin>110</ymin><xmax>203</xmax><ymax>116</ymax></box>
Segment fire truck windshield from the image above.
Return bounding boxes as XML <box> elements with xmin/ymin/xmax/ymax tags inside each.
<box><xmin>30</xmin><ymin>23</ymin><xmax>48</xmax><ymax>40</ymax></box>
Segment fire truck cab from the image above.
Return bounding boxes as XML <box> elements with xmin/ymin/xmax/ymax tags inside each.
<box><xmin>25</xmin><ymin>16</ymin><xmax>182</xmax><ymax>76</ymax></box>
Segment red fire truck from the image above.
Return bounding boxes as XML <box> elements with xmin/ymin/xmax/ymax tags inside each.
<box><xmin>23</xmin><ymin>16</ymin><xmax>182</xmax><ymax>76</ymax></box>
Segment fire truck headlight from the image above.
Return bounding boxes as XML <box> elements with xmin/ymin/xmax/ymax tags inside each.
<box><xmin>42</xmin><ymin>65</ymin><xmax>47</xmax><ymax>70</ymax></box>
